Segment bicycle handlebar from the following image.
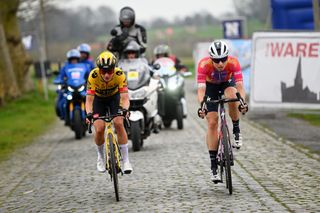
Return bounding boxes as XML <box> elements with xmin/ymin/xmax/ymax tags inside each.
<box><xmin>201</xmin><ymin>92</ymin><xmax>247</xmax><ymax>115</ymax></box>
<box><xmin>87</xmin><ymin>110</ymin><xmax>129</xmax><ymax>134</ymax></box>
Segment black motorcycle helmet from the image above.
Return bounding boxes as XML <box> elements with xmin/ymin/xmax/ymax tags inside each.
<box><xmin>119</xmin><ymin>6</ymin><xmax>135</xmax><ymax>27</ymax></box>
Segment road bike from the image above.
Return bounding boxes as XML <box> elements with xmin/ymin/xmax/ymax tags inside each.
<box><xmin>88</xmin><ymin>109</ymin><xmax>126</xmax><ymax>201</ymax></box>
<box><xmin>201</xmin><ymin>92</ymin><xmax>246</xmax><ymax>195</ymax></box>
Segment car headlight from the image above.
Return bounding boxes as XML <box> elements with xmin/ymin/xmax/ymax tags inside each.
<box><xmin>67</xmin><ymin>86</ymin><xmax>74</xmax><ymax>92</ymax></box>
<box><xmin>129</xmin><ymin>88</ymin><xmax>146</xmax><ymax>99</ymax></box>
<box><xmin>78</xmin><ymin>85</ymin><xmax>85</xmax><ymax>92</ymax></box>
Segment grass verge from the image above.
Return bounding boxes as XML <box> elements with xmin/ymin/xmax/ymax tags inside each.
<box><xmin>0</xmin><ymin>91</ymin><xmax>56</xmax><ymax>162</ymax></box>
<box><xmin>288</xmin><ymin>112</ymin><xmax>320</xmax><ymax>127</ymax></box>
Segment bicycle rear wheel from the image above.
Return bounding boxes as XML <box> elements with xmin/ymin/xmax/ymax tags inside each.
<box><xmin>108</xmin><ymin>133</ymin><xmax>120</xmax><ymax>201</ymax></box>
<box><xmin>222</xmin><ymin>125</ymin><xmax>232</xmax><ymax>195</ymax></box>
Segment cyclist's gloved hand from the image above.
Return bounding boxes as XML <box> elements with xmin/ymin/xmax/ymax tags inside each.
<box><xmin>86</xmin><ymin>112</ymin><xmax>93</xmax><ymax>124</ymax></box>
<box><xmin>122</xmin><ymin>108</ymin><xmax>130</xmax><ymax>119</ymax></box>
<box><xmin>238</xmin><ymin>103</ymin><xmax>249</xmax><ymax>114</ymax></box>
<box><xmin>197</xmin><ymin>107</ymin><xmax>207</xmax><ymax>119</ymax></box>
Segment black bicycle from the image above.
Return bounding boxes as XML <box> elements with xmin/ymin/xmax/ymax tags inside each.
<box><xmin>88</xmin><ymin>110</ymin><xmax>127</xmax><ymax>201</ymax></box>
<box><xmin>201</xmin><ymin>92</ymin><xmax>247</xmax><ymax>195</ymax></box>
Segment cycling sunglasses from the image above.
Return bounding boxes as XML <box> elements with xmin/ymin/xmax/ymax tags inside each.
<box><xmin>212</xmin><ymin>56</ymin><xmax>228</xmax><ymax>64</ymax></box>
<box><xmin>100</xmin><ymin>67</ymin><xmax>114</xmax><ymax>74</ymax></box>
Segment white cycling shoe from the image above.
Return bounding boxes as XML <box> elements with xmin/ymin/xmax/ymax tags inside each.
<box><xmin>211</xmin><ymin>168</ymin><xmax>221</xmax><ymax>184</ymax></box>
<box><xmin>97</xmin><ymin>157</ymin><xmax>106</xmax><ymax>173</ymax></box>
<box><xmin>232</xmin><ymin>133</ymin><xmax>243</xmax><ymax>149</ymax></box>
<box><xmin>122</xmin><ymin>161</ymin><xmax>133</xmax><ymax>174</ymax></box>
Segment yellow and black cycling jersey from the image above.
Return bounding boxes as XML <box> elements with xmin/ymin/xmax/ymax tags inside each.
<box><xmin>86</xmin><ymin>67</ymin><xmax>128</xmax><ymax>98</ymax></box>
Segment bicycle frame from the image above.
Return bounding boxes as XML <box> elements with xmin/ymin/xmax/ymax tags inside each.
<box><xmin>216</xmin><ymin>101</ymin><xmax>233</xmax><ymax>165</ymax></box>
<box><xmin>203</xmin><ymin>92</ymin><xmax>244</xmax><ymax>195</ymax></box>
<box><xmin>88</xmin><ymin>111</ymin><xmax>126</xmax><ymax>201</ymax></box>
<box><xmin>105</xmin><ymin>121</ymin><xmax>122</xmax><ymax>175</ymax></box>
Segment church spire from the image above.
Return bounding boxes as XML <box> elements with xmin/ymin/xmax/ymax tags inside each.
<box><xmin>294</xmin><ymin>57</ymin><xmax>303</xmax><ymax>90</ymax></box>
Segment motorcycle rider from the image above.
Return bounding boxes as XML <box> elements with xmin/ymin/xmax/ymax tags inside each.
<box><xmin>85</xmin><ymin>51</ymin><xmax>133</xmax><ymax>173</ymax></box>
<box><xmin>54</xmin><ymin>49</ymin><xmax>90</xmax><ymax>124</ymax></box>
<box><xmin>107</xmin><ymin>6</ymin><xmax>147</xmax><ymax>59</ymax></box>
<box><xmin>123</xmin><ymin>40</ymin><xmax>149</xmax><ymax>64</ymax></box>
<box><xmin>77</xmin><ymin>43</ymin><xmax>95</xmax><ymax>71</ymax></box>
<box><xmin>152</xmin><ymin>44</ymin><xmax>188</xmax><ymax>72</ymax></box>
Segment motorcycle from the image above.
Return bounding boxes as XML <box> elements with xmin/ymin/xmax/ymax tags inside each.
<box><xmin>119</xmin><ymin>58</ymin><xmax>161</xmax><ymax>151</ymax></box>
<box><xmin>54</xmin><ymin>70</ymin><xmax>87</xmax><ymax>140</ymax></box>
<box><xmin>153</xmin><ymin>57</ymin><xmax>192</xmax><ymax>129</ymax></box>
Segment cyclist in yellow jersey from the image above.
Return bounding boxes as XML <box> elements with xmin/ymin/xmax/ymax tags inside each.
<box><xmin>85</xmin><ymin>51</ymin><xmax>133</xmax><ymax>173</ymax></box>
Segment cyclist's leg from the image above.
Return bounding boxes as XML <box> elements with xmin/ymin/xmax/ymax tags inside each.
<box><xmin>223</xmin><ymin>81</ymin><xmax>242</xmax><ymax>148</ymax></box>
<box><xmin>205</xmin><ymin>83</ymin><xmax>221</xmax><ymax>181</ymax></box>
<box><xmin>109</xmin><ymin>93</ymin><xmax>132</xmax><ymax>173</ymax></box>
<box><xmin>93</xmin><ymin>96</ymin><xmax>108</xmax><ymax>172</ymax></box>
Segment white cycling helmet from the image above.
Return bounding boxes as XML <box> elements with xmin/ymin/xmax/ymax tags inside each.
<box><xmin>208</xmin><ymin>40</ymin><xmax>229</xmax><ymax>59</ymax></box>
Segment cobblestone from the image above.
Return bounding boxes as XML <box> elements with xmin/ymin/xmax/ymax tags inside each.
<box><xmin>0</xmin><ymin>79</ymin><xmax>319</xmax><ymax>212</ymax></box>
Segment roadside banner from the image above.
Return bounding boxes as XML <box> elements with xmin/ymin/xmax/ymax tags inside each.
<box><xmin>250</xmin><ymin>32</ymin><xmax>320</xmax><ymax>109</ymax></box>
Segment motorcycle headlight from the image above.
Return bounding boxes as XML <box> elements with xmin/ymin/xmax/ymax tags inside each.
<box><xmin>78</xmin><ymin>85</ymin><xmax>85</xmax><ymax>92</ymax></box>
<box><xmin>67</xmin><ymin>86</ymin><xmax>74</xmax><ymax>92</ymax></box>
<box><xmin>67</xmin><ymin>94</ymin><xmax>73</xmax><ymax>100</ymax></box>
<box><xmin>168</xmin><ymin>81</ymin><xmax>178</xmax><ymax>90</ymax></box>
<box><xmin>129</xmin><ymin>88</ymin><xmax>146</xmax><ymax>100</ymax></box>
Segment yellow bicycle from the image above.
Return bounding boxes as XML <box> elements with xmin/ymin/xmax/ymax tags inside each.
<box><xmin>88</xmin><ymin>110</ymin><xmax>126</xmax><ymax>201</ymax></box>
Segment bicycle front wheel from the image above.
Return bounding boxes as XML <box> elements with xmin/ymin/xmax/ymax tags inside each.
<box><xmin>222</xmin><ymin>125</ymin><xmax>232</xmax><ymax>195</ymax></box>
<box><xmin>108</xmin><ymin>133</ymin><xmax>120</xmax><ymax>201</ymax></box>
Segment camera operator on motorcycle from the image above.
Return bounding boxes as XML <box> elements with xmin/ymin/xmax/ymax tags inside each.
<box><xmin>107</xmin><ymin>6</ymin><xmax>147</xmax><ymax>60</ymax></box>
<box><xmin>152</xmin><ymin>44</ymin><xmax>188</xmax><ymax>72</ymax></box>
<box><xmin>77</xmin><ymin>43</ymin><xmax>95</xmax><ymax>71</ymax></box>
<box><xmin>197</xmin><ymin>40</ymin><xmax>248</xmax><ymax>182</ymax></box>
<box><xmin>85</xmin><ymin>51</ymin><xmax>133</xmax><ymax>174</ymax></box>
<box><xmin>54</xmin><ymin>49</ymin><xmax>90</xmax><ymax>123</ymax></box>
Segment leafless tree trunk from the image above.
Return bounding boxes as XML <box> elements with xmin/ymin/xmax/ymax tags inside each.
<box><xmin>0</xmin><ymin>0</ymin><xmax>32</xmax><ymax>105</ymax></box>
<box><xmin>0</xmin><ymin>14</ymin><xmax>20</xmax><ymax>105</ymax></box>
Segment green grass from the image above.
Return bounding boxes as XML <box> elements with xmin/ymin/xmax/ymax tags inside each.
<box><xmin>0</xmin><ymin>91</ymin><xmax>56</xmax><ymax>162</ymax></box>
<box><xmin>288</xmin><ymin>112</ymin><xmax>320</xmax><ymax>126</ymax></box>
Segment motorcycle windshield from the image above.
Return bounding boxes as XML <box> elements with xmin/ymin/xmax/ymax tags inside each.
<box><xmin>65</xmin><ymin>67</ymin><xmax>87</xmax><ymax>87</ymax></box>
<box><xmin>119</xmin><ymin>58</ymin><xmax>151</xmax><ymax>90</ymax></box>
<box><xmin>154</xmin><ymin>57</ymin><xmax>177</xmax><ymax>77</ymax></box>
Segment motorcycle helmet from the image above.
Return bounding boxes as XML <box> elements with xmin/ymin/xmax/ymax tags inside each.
<box><xmin>77</xmin><ymin>43</ymin><xmax>91</xmax><ymax>54</ymax></box>
<box><xmin>153</xmin><ymin>44</ymin><xmax>170</xmax><ymax>58</ymax></box>
<box><xmin>119</xmin><ymin>6</ymin><xmax>135</xmax><ymax>27</ymax></box>
<box><xmin>123</xmin><ymin>40</ymin><xmax>140</xmax><ymax>58</ymax></box>
<box><xmin>66</xmin><ymin>49</ymin><xmax>80</xmax><ymax>62</ymax></box>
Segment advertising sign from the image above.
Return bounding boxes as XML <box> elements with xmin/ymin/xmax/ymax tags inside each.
<box><xmin>222</xmin><ymin>17</ymin><xmax>246</xmax><ymax>39</ymax></box>
<box><xmin>250</xmin><ymin>32</ymin><xmax>320</xmax><ymax>109</ymax></box>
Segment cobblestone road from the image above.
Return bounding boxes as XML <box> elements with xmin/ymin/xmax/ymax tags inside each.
<box><xmin>0</xmin><ymin>80</ymin><xmax>319</xmax><ymax>212</ymax></box>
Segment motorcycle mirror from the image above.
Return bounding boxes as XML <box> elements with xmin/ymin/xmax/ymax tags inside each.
<box><xmin>153</xmin><ymin>63</ymin><xmax>161</xmax><ymax>70</ymax></box>
<box><xmin>182</xmin><ymin>72</ymin><xmax>192</xmax><ymax>77</ymax></box>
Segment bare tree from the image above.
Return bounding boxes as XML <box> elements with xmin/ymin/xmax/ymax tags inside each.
<box><xmin>233</xmin><ymin>0</ymin><xmax>270</xmax><ymax>23</ymax></box>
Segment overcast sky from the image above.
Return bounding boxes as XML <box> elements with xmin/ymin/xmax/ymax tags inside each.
<box><xmin>64</xmin><ymin>0</ymin><xmax>236</xmax><ymax>22</ymax></box>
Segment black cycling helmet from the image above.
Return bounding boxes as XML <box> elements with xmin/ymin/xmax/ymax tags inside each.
<box><xmin>119</xmin><ymin>6</ymin><xmax>135</xmax><ymax>27</ymax></box>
